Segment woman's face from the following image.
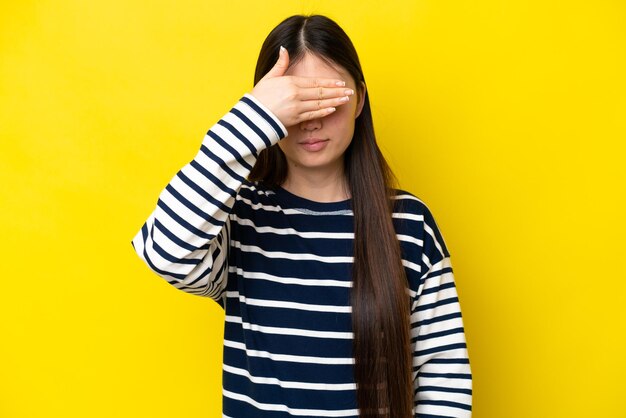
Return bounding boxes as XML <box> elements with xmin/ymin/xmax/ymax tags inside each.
<box><xmin>279</xmin><ymin>52</ymin><xmax>366</xmax><ymax>176</ymax></box>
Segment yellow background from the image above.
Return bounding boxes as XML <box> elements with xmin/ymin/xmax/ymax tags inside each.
<box><xmin>1</xmin><ymin>1</ymin><xmax>624</xmax><ymax>417</ymax></box>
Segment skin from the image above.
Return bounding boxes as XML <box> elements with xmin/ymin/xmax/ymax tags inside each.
<box><xmin>250</xmin><ymin>47</ymin><xmax>367</xmax><ymax>202</ymax></box>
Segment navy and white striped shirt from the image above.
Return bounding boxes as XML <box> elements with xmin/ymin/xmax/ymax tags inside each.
<box><xmin>132</xmin><ymin>93</ymin><xmax>472</xmax><ymax>417</ymax></box>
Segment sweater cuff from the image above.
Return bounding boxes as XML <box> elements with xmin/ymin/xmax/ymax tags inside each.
<box><xmin>199</xmin><ymin>93</ymin><xmax>289</xmax><ymax>165</ymax></box>
<box><xmin>241</xmin><ymin>93</ymin><xmax>288</xmax><ymax>142</ymax></box>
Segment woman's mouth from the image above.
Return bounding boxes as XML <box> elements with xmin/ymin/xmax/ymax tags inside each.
<box><xmin>298</xmin><ymin>138</ymin><xmax>329</xmax><ymax>152</ymax></box>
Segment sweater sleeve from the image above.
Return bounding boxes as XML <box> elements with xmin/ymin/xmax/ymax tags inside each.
<box><xmin>131</xmin><ymin>93</ymin><xmax>287</xmax><ymax>302</ymax></box>
<box><xmin>411</xmin><ymin>206</ymin><xmax>472</xmax><ymax>417</ymax></box>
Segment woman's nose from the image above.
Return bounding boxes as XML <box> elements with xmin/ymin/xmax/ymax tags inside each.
<box><xmin>301</xmin><ymin>117</ymin><xmax>322</xmax><ymax>131</ymax></box>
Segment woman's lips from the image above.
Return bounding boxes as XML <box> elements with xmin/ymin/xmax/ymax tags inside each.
<box><xmin>298</xmin><ymin>138</ymin><xmax>329</xmax><ymax>152</ymax></box>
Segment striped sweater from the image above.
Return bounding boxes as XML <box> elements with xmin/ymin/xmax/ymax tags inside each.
<box><xmin>131</xmin><ymin>93</ymin><xmax>472</xmax><ymax>417</ymax></box>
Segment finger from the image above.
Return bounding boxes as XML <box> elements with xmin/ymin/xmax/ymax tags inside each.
<box><xmin>293</xmin><ymin>76</ymin><xmax>347</xmax><ymax>89</ymax></box>
<box><xmin>298</xmin><ymin>86</ymin><xmax>355</xmax><ymax>102</ymax></box>
<box><xmin>297</xmin><ymin>95</ymin><xmax>351</xmax><ymax>115</ymax></box>
<box><xmin>262</xmin><ymin>46</ymin><xmax>290</xmax><ymax>80</ymax></box>
<box><xmin>297</xmin><ymin>106</ymin><xmax>338</xmax><ymax>122</ymax></box>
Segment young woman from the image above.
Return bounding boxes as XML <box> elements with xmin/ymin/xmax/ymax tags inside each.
<box><xmin>132</xmin><ymin>14</ymin><xmax>472</xmax><ymax>418</ymax></box>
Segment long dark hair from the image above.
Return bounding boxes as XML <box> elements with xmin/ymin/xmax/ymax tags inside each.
<box><xmin>249</xmin><ymin>15</ymin><xmax>412</xmax><ymax>418</ymax></box>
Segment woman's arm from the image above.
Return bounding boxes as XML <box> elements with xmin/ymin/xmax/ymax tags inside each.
<box><xmin>411</xmin><ymin>207</ymin><xmax>472</xmax><ymax>417</ymax></box>
<box><xmin>131</xmin><ymin>94</ymin><xmax>287</xmax><ymax>302</ymax></box>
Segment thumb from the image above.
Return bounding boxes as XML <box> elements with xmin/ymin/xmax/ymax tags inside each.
<box><xmin>262</xmin><ymin>46</ymin><xmax>290</xmax><ymax>80</ymax></box>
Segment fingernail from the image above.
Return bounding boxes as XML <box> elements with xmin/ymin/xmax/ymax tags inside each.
<box><xmin>345</xmin><ymin>89</ymin><xmax>354</xmax><ymax>95</ymax></box>
<box><xmin>336</xmin><ymin>81</ymin><xmax>346</xmax><ymax>87</ymax></box>
<box><xmin>280</xmin><ymin>46</ymin><xmax>286</xmax><ymax>54</ymax></box>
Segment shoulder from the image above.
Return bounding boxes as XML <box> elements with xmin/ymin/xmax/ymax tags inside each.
<box><xmin>391</xmin><ymin>188</ymin><xmax>451</xmax><ymax>259</ymax></box>
<box><xmin>391</xmin><ymin>188</ymin><xmax>435</xmax><ymax>220</ymax></box>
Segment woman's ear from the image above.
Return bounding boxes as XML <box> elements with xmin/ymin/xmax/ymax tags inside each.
<box><xmin>355</xmin><ymin>81</ymin><xmax>367</xmax><ymax>119</ymax></box>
